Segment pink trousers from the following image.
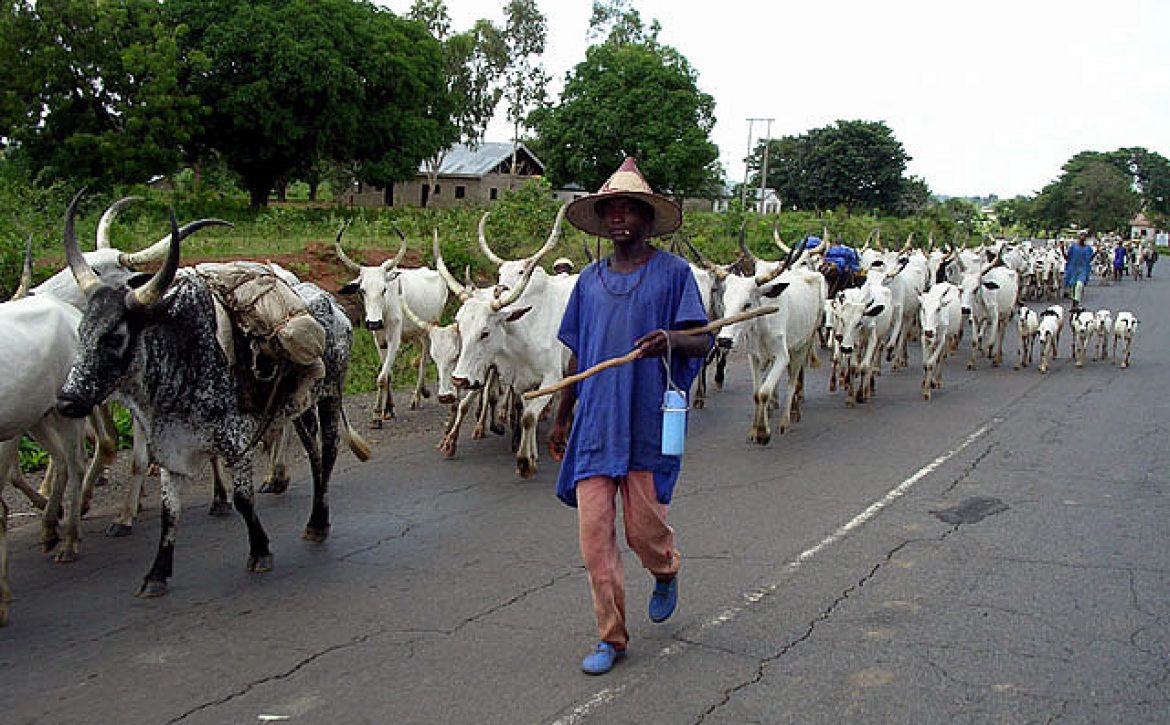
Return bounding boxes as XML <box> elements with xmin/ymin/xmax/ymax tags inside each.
<box><xmin>576</xmin><ymin>472</ymin><xmax>680</xmax><ymax>649</ymax></box>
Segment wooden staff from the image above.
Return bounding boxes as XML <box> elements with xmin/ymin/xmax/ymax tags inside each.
<box><xmin>522</xmin><ymin>305</ymin><xmax>779</xmax><ymax>400</ymax></box>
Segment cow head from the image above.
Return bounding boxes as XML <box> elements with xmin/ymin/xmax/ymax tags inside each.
<box><xmin>335</xmin><ymin>221</ymin><xmax>407</xmax><ymax>332</ymax></box>
<box><xmin>918</xmin><ymin>283</ymin><xmax>956</xmax><ymax>341</ymax></box>
<box><xmin>834</xmin><ymin>286</ymin><xmax>886</xmax><ymax>356</ymax></box>
<box><xmin>57</xmin><ymin>192</ymin><xmax>183</xmax><ymax>418</ymax></box>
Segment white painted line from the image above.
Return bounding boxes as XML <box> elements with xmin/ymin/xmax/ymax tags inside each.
<box><xmin>553</xmin><ymin>420</ymin><xmax>994</xmax><ymax>725</ymax></box>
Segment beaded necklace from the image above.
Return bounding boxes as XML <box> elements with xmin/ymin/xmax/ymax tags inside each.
<box><xmin>597</xmin><ymin>249</ymin><xmax>656</xmax><ymax>297</ymax></box>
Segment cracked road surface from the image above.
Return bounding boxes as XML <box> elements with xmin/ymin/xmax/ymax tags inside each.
<box><xmin>2</xmin><ymin>276</ymin><xmax>1168</xmax><ymax>724</ymax></box>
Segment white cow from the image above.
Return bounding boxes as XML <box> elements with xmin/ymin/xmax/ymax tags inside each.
<box><xmin>1014</xmin><ymin>305</ymin><xmax>1040</xmax><ymax>369</ymax></box>
<box><xmin>953</xmin><ymin>252</ymin><xmax>1020</xmax><ymax>370</ymax></box>
<box><xmin>336</xmin><ymin>225</ymin><xmax>448</xmax><ymax>427</ymax></box>
<box><xmin>833</xmin><ymin>273</ymin><xmax>894</xmax><ymax>407</ymax></box>
<box><xmin>918</xmin><ymin>281</ymin><xmax>962</xmax><ymax>400</ymax></box>
<box><xmin>437</xmin><ymin>208</ymin><xmax>569</xmax><ymax>478</ymax></box>
<box><xmin>1035</xmin><ymin>306</ymin><xmax>1064</xmax><ymax>374</ymax></box>
<box><xmin>0</xmin><ymin>295</ymin><xmax>106</xmax><ymax>625</ymax></box>
<box><xmin>714</xmin><ymin>245</ymin><xmax>825</xmax><ymax>443</ymax></box>
<box><xmin>1112</xmin><ymin>311</ymin><xmax>1138</xmax><ymax>368</ymax></box>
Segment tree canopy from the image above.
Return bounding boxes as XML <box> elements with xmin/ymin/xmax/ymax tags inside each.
<box><xmin>750</xmin><ymin>120</ymin><xmax>920</xmax><ymax>215</ymax></box>
<box><xmin>2</xmin><ymin>0</ymin><xmax>204</xmax><ymax>187</ymax></box>
<box><xmin>527</xmin><ymin>2</ymin><xmax>720</xmax><ymax>198</ymax></box>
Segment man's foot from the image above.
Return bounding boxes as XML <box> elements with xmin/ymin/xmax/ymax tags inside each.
<box><xmin>649</xmin><ymin>576</ymin><xmax>678</xmax><ymax>623</ymax></box>
<box><xmin>581</xmin><ymin>642</ymin><xmax>625</xmax><ymax>675</ymax></box>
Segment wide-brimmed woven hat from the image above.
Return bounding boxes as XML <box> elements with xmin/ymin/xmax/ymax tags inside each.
<box><xmin>565</xmin><ymin>157</ymin><xmax>682</xmax><ymax>238</ymax></box>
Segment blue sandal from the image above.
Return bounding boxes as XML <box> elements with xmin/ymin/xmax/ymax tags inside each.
<box><xmin>649</xmin><ymin>576</ymin><xmax>678</xmax><ymax>623</ymax></box>
<box><xmin>581</xmin><ymin>641</ymin><xmax>625</xmax><ymax>675</ymax></box>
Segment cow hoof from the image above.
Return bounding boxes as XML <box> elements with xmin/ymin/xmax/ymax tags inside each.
<box><xmin>207</xmin><ymin>501</ymin><xmax>233</xmax><ymax>517</ymax></box>
<box><xmin>437</xmin><ymin>441</ymin><xmax>457</xmax><ymax>459</ymax></box>
<box><xmin>490</xmin><ymin>422</ymin><xmax>505</xmax><ymax>436</ymax></box>
<box><xmin>693</xmin><ymin>399</ymin><xmax>705</xmax><ymax>410</ymax></box>
<box><xmin>247</xmin><ymin>554</ymin><xmax>274</xmax><ymax>573</ymax></box>
<box><xmin>105</xmin><ymin>523</ymin><xmax>133</xmax><ymax>537</ymax></box>
<box><xmin>137</xmin><ymin>580</ymin><xmax>168</xmax><ymax>598</ymax></box>
<box><xmin>41</xmin><ymin>533</ymin><xmax>59</xmax><ymax>553</ymax></box>
<box><xmin>302</xmin><ymin>525</ymin><xmax>330</xmax><ymax>543</ymax></box>
<box><xmin>472</xmin><ymin>425</ymin><xmax>486</xmax><ymax>440</ymax></box>
<box><xmin>368</xmin><ymin>418</ymin><xmax>383</xmax><ymax>430</ymax></box>
<box><xmin>515</xmin><ymin>461</ymin><xmax>537</xmax><ymax>479</ymax></box>
<box><xmin>966</xmin><ymin>363</ymin><xmax>975</xmax><ymax>371</ymax></box>
<box><xmin>259</xmin><ymin>477</ymin><xmax>290</xmax><ymax>495</ymax></box>
<box><xmin>53</xmin><ymin>548</ymin><xmax>79</xmax><ymax>564</ymax></box>
<box><xmin>1121</xmin><ymin>363</ymin><xmax>1128</xmax><ymax>369</ymax></box>
<box><xmin>923</xmin><ymin>391</ymin><xmax>931</xmax><ymax>401</ymax></box>
<box><xmin>1013</xmin><ymin>364</ymin><xmax>1020</xmax><ymax>370</ymax></box>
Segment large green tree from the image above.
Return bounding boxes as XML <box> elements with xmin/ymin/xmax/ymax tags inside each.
<box><xmin>2</xmin><ymin>0</ymin><xmax>205</xmax><ymax>187</ymax></box>
<box><xmin>752</xmin><ymin>120</ymin><xmax>913</xmax><ymax>214</ymax></box>
<box><xmin>1033</xmin><ymin>151</ymin><xmax>1141</xmax><ymax>234</ymax></box>
<box><xmin>527</xmin><ymin>3</ymin><xmax>720</xmax><ymax>197</ymax></box>
<box><xmin>166</xmin><ymin>0</ymin><xmax>454</xmax><ymax>207</ymax></box>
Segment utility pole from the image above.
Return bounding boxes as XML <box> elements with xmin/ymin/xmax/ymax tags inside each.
<box><xmin>758</xmin><ymin>118</ymin><xmax>774</xmax><ymax>214</ymax></box>
<box><xmin>743</xmin><ymin>117</ymin><xmax>773</xmax><ymax>212</ymax></box>
<box><xmin>740</xmin><ymin>118</ymin><xmax>757</xmax><ymax>208</ymax></box>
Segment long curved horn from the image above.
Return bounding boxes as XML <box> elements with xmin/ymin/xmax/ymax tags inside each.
<box><xmin>399</xmin><ymin>293</ymin><xmax>435</xmax><ymax>332</ymax></box>
<box><xmin>525</xmin><ymin>203</ymin><xmax>567</xmax><ymax>264</ymax></box>
<box><xmin>119</xmin><ymin>219</ymin><xmax>233</xmax><ymax>269</ymax></box>
<box><xmin>862</xmin><ymin>228</ymin><xmax>877</xmax><ymax>250</ymax></box>
<box><xmin>379</xmin><ymin>222</ymin><xmax>409</xmax><ymax>272</ymax></box>
<box><xmin>737</xmin><ymin>221</ymin><xmax>756</xmax><ymax>262</ymax></box>
<box><xmin>63</xmin><ymin>189</ymin><xmax>102</xmax><ymax>296</ymax></box>
<box><xmin>334</xmin><ymin>221</ymin><xmax>361</xmax><ymax>273</ymax></box>
<box><xmin>127</xmin><ymin>209</ymin><xmax>181</xmax><ymax>310</ymax></box>
<box><xmin>11</xmin><ymin>235</ymin><xmax>34</xmax><ymax>300</ymax></box>
<box><xmin>772</xmin><ymin>225</ymin><xmax>792</xmax><ymax>254</ymax></box>
<box><xmin>683</xmin><ymin>236</ymin><xmax>711</xmax><ymax>265</ymax></box>
<box><xmin>874</xmin><ymin>229</ymin><xmax>885</xmax><ymax>252</ymax></box>
<box><xmin>901</xmin><ymin>232</ymin><xmax>915</xmax><ymax>253</ymax></box>
<box><xmin>491</xmin><ymin>256</ymin><xmax>539</xmax><ymax>311</ymax></box>
<box><xmin>755</xmin><ymin>236</ymin><xmax>802</xmax><ymax>286</ymax></box>
<box><xmin>477</xmin><ymin>212</ymin><xmax>507</xmax><ymax>265</ymax></box>
<box><xmin>96</xmin><ymin>196</ymin><xmax>142</xmax><ymax>250</ymax></box>
<box><xmin>433</xmin><ymin>229</ymin><xmax>471</xmax><ymax>302</ymax></box>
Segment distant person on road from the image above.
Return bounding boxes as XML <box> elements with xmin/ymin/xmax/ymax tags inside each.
<box><xmin>1143</xmin><ymin>241</ymin><xmax>1158</xmax><ymax>278</ymax></box>
<box><xmin>549</xmin><ymin>156</ymin><xmax>711</xmax><ymax>676</ymax></box>
<box><xmin>1063</xmin><ymin>231</ymin><xmax>1094</xmax><ymax>310</ymax></box>
<box><xmin>1112</xmin><ymin>241</ymin><xmax>1127</xmax><ymax>283</ymax></box>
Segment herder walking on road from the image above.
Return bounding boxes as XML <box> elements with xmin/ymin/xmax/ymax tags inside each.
<box><xmin>548</xmin><ymin>157</ymin><xmax>712</xmax><ymax>675</ymax></box>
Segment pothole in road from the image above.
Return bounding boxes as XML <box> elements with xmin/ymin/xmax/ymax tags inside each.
<box><xmin>931</xmin><ymin>496</ymin><xmax>1009</xmax><ymax>525</ymax></box>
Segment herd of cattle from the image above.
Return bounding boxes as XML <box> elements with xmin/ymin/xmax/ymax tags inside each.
<box><xmin>0</xmin><ymin>197</ymin><xmax>1146</xmax><ymax>626</ymax></box>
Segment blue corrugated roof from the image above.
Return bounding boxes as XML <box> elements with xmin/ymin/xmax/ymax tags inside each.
<box><xmin>418</xmin><ymin>142</ymin><xmax>543</xmax><ymax>177</ymax></box>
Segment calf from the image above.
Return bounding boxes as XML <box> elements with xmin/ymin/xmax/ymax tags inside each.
<box><xmin>1035</xmin><ymin>306</ymin><xmax>1064</xmax><ymax>374</ymax></box>
<box><xmin>1112</xmin><ymin>311</ymin><xmax>1138</xmax><ymax>368</ymax></box>
<box><xmin>1092</xmin><ymin>309</ymin><xmax>1112</xmax><ymax>361</ymax></box>
<box><xmin>1069</xmin><ymin>309</ymin><xmax>1096</xmax><ymax>367</ymax></box>
<box><xmin>1014</xmin><ymin>305</ymin><xmax>1040</xmax><ymax>369</ymax></box>
<box><xmin>56</xmin><ymin>196</ymin><xmax>368</xmax><ymax>597</ymax></box>
<box><xmin>918</xmin><ymin>281</ymin><xmax>962</xmax><ymax>399</ymax></box>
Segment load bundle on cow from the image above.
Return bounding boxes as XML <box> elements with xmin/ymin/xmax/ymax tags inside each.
<box><xmin>55</xmin><ymin>191</ymin><xmax>369</xmax><ymax>598</ymax></box>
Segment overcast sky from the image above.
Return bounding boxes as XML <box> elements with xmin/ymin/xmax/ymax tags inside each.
<box><xmin>380</xmin><ymin>0</ymin><xmax>1170</xmax><ymax>199</ymax></box>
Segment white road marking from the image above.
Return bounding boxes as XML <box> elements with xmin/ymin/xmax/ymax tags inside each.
<box><xmin>553</xmin><ymin>420</ymin><xmax>995</xmax><ymax>725</ymax></box>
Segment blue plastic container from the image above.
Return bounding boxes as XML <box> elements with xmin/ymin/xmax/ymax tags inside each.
<box><xmin>661</xmin><ymin>390</ymin><xmax>687</xmax><ymax>456</ymax></box>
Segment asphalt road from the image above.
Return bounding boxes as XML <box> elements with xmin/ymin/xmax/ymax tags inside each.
<box><xmin>2</xmin><ymin>272</ymin><xmax>1168</xmax><ymax>724</ymax></box>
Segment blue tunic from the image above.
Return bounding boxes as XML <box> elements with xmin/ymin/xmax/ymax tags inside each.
<box><xmin>555</xmin><ymin>250</ymin><xmax>709</xmax><ymax>507</ymax></box>
<box><xmin>1064</xmin><ymin>244</ymin><xmax>1094</xmax><ymax>286</ymax></box>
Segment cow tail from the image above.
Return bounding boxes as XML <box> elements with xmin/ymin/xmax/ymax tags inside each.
<box><xmin>341</xmin><ymin>407</ymin><xmax>372</xmax><ymax>461</ymax></box>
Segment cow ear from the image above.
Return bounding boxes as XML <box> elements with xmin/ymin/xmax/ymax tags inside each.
<box><xmin>982</xmin><ymin>280</ymin><xmax>1000</xmax><ymax>290</ymax></box>
<box><xmin>338</xmin><ymin>281</ymin><xmax>359</xmax><ymax>295</ymax></box>
<box><xmin>864</xmin><ymin>304</ymin><xmax>885</xmax><ymax>317</ymax></box>
<box><xmin>504</xmin><ymin>305</ymin><xmax>533</xmax><ymax>322</ymax></box>
<box><xmin>762</xmin><ymin>282</ymin><xmax>790</xmax><ymax>299</ymax></box>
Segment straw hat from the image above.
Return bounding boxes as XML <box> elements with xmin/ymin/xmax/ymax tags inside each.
<box><xmin>565</xmin><ymin>157</ymin><xmax>682</xmax><ymax>238</ymax></box>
